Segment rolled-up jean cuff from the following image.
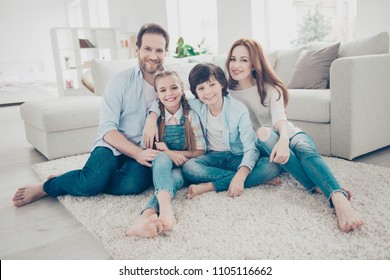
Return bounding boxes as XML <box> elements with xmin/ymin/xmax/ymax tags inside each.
<box><xmin>155</xmin><ymin>188</ymin><xmax>174</xmax><ymax>198</ymax></box>
<box><xmin>328</xmin><ymin>189</ymin><xmax>349</xmax><ymax>208</ymax></box>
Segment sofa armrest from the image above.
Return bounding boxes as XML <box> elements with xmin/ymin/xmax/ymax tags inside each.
<box><xmin>330</xmin><ymin>54</ymin><xmax>390</xmax><ymax>159</ymax></box>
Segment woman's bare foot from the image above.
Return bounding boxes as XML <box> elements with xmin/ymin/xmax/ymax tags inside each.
<box><xmin>125</xmin><ymin>213</ymin><xmax>163</xmax><ymax>238</ymax></box>
<box><xmin>315</xmin><ymin>187</ymin><xmax>353</xmax><ymax>200</ymax></box>
<box><xmin>186</xmin><ymin>182</ymin><xmax>214</xmax><ymax>199</ymax></box>
<box><xmin>264</xmin><ymin>177</ymin><xmax>282</xmax><ymax>186</ymax></box>
<box><xmin>331</xmin><ymin>192</ymin><xmax>363</xmax><ymax>232</ymax></box>
<box><xmin>12</xmin><ymin>184</ymin><xmax>47</xmax><ymax>207</ymax></box>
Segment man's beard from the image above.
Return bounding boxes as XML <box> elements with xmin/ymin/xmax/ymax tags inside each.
<box><xmin>140</xmin><ymin>58</ymin><xmax>162</xmax><ymax>74</ymax></box>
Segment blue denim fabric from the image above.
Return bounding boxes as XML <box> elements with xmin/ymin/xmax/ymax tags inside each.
<box><xmin>144</xmin><ymin>117</ymin><xmax>188</xmax><ymax>212</ymax></box>
<box><xmin>43</xmin><ymin>147</ymin><xmax>152</xmax><ymax>197</ymax></box>
<box><xmin>256</xmin><ymin>130</ymin><xmax>347</xmax><ymax>205</ymax></box>
<box><xmin>182</xmin><ymin>151</ymin><xmax>280</xmax><ymax>192</ymax></box>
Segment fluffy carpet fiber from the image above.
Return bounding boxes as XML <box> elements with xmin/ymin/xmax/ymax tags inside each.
<box><xmin>33</xmin><ymin>154</ymin><xmax>390</xmax><ymax>260</ymax></box>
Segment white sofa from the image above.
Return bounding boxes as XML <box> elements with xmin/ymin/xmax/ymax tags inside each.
<box><xmin>21</xmin><ymin>32</ymin><xmax>390</xmax><ymax>160</ymax></box>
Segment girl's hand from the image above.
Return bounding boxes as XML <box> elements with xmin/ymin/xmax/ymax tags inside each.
<box><xmin>166</xmin><ymin>151</ymin><xmax>188</xmax><ymax>166</ymax></box>
<box><xmin>227</xmin><ymin>174</ymin><xmax>245</xmax><ymax>198</ymax></box>
<box><xmin>143</xmin><ymin>115</ymin><xmax>159</xmax><ymax>149</ymax></box>
<box><xmin>270</xmin><ymin>137</ymin><xmax>290</xmax><ymax>164</ymax></box>
<box><xmin>155</xmin><ymin>142</ymin><xmax>169</xmax><ymax>151</ymax></box>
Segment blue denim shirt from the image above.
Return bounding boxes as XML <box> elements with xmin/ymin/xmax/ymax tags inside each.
<box><xmin>92</xmin><ymin>65</ymin><xmax>151</xmax><ymax>156</ymax></box>
<box><xmin>150</xmin><ymin>95</ymin><xmax>259</xmax><ymax>171</ymax></box>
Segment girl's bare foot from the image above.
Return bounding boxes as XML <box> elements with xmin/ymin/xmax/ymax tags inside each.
<box><xmin>186</xmin><ymin>182</ymin><xmax>214</xmax><ymax>199</ymax></box>
<box><xmin>315</xmin><ymin>187</ymin><xmax>353</xmax><ymax>200</ymax></box>
<box><xmin>158</xmin><ymin>209</ymin><xmax>177</xmax><ymax>231</ymax></box>
<box><xmin>264</xmin><ymin>177</ymin><xmax>282</xmax><ymax>186</ymax></box>
<box><xmin>125</xmin><ymin>213</ymin><xmax>163</xmax><ymax>238</ymax></box>
<box><xmin>331</xmin><ymin>192</ymin><xmax>363</xmax><ymax>232</ymax></box>
<box><xmin>12</xmin><ymin>184</ymin><xmax>47</xmax><ymax>207</ymax></box>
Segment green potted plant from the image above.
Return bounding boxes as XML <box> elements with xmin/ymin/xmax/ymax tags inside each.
<box><xmin>174</xmin><ymin>37</ymin><xmax>207</xmax><ymax>58</ymax></box>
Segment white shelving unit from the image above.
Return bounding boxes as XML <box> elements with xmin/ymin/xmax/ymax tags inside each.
<box><xmin>50</xmin><ymin>27</ymin><xmax>130</xmax><ymax>96</ymax></box>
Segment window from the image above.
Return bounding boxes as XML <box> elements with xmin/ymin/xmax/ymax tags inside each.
<box><xmin>166</xmin><ymin>0</ymin><xmax>218</xmax><ymax>55</ymax></box>
<box><xmin>267</xmin><ymin>0</ymin><xmax>356</xmax><ymax>49</ymax></box>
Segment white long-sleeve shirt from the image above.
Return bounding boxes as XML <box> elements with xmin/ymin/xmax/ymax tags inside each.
<box><xmin>229</xmin><ymin>84</ymin><xmax>301</xmax><ymax>139</ymax></box>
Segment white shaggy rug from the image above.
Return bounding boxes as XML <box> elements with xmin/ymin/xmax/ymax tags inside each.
<box><xmin>33</xmin><ymin>154</ymin><xmax>390</xmax><ymax>260</ymax></box>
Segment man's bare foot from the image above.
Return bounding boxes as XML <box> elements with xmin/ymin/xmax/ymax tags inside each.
<box><xmin>12</xmin><ymin>184</ymin><xmax>47</xmax><ymax>207</ymax></box>
<box><xmin>264</xmin><ymin>177</ymin><xmax>282</xmax><ymax>186</ymax></box>
<box><xmin>47</xmin><ymin>173</ymin><xmax>62</xmax><ymax>180</ymax></box>
<box><xmin>315</xmin><ymin>187</ymin><xmax>353</xmax><ymax>200</ymax></box>
<box><xmin>331</xmin><ymin>192</ymin><xmax>363</xmax><ymax>232</ymax></box>
<box><xmin>125</xmin><ymin>214</ymin><xmax>163</xmax><ymax>238</ymax></box>
<box><xmin>186</xmin><ymin>182</ymin><xmax>214</xmax><ymax>199</ymax></box>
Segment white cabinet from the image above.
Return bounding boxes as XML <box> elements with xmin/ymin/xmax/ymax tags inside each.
<box><xmin>50</xmin><ymin>27</ymin><xmax>130</xmax><ymax>96</ymax></box>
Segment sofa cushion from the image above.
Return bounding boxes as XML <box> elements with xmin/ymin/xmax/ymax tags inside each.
<box><xmin>288</xmin><ymin>43</ymin><xmax>340</xmax><ymax>89</ymax></box>
<box><xmin>338</xmin><ymin>31</ymin><xmax>389</xmax><ymax>58</ymax></box>
<box><xmin>287</xmin><ymin>89</ymin><xmax>330</xmax><ymax>123</ymax></box>
<box><xmin>91</xmin><ymin>59</ymin><xmax>137</xmax><ymax>96</ymax></box>
<box><xmin>274</xmin><ymin>46</ymin><xmax>304</xmax><ymax>84</ymax></box>
<box><xmin>20</xmin><ymin>96</ymin><xmax>102</xmax><ymax>132</ymax></box>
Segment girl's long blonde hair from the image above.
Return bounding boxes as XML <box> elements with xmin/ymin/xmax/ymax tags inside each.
<box><xmin>154</xmin><ymin>71</ymin><xmax>196</xmax><ymax>151</ymax></box>
<box><xmin>226</xmin><ymin>38</ymin><xmax>289</xmax><ymax>107</ymax></box>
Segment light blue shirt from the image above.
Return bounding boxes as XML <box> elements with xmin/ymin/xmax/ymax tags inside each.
<box><xmin>92</xmin><ymin>65</ymin><xmax>153</xmax><ymax>155</ymax></box>
<box><xmin>150</xmin><ymin>95</ymin><xmax>260</xmax><ymax>171</ymax></box>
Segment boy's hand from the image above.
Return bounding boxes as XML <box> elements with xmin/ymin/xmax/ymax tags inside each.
<box><xmin>144</xmin><ymin>115</ymin><xmax>159</xmax><ymax>149</ymax></box>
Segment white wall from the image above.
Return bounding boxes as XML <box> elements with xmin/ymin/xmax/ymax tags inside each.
<box><xmin>355</xmin><ymin>0</ymin><xmax>390</xmax><ymax>37</ymax></box>
<box><xmin>107</xmin><ymin>0</ymin><xmax>168</xmax><ymax>31</ymax></box>
<box><xmin>217</xmin><ymin>0</ymin><xmax>253</xmax><ymax>54</ymax></box>
<box><xmin>0</xmin><ymin>0</ymin><xmax>68</xmax><ymax>76</ymax></box>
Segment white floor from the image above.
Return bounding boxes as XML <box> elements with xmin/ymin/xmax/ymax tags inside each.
<box><xmin>0</xmin><ymin>104</ymin><xmax>389</xmax><ymax>259</ymax></box>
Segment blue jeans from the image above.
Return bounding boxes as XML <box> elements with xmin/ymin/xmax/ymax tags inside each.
<box><xmin>256</xmin><ymin>130</ymin><xmax>347</xmax><ymax>205</ymax></box>
<box><xmin>43</xmin><ymin>146</ymin><xmax>152</xmax><ymax>197</ymax></box>
<box><xmin>144</xmin><ymin>152</ymin><xmax>187</xmax><ymax>212</ymax></box>
<box><xmin>182</xmin><ymin>151</ymin><xmax>281</xmax><ymax>192</ymax></box>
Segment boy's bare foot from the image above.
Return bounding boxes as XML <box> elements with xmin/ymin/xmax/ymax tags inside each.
<box><xmin>125</xmin><ymin>213</ymin><xmax>163</xmax><ymax>238</ymax></box>
<box><xmin>186</xmin><ymin>182</ymin><xmax>214</xmax><ymax>199</ymax></box>
<box><xmin>331</xmin><ymin>192</ymin><xmax>363</xmax><ymax>232</ymax></box>
<box><xmin>264</xmin><ymin>177</ymin><xmax>282</xmax><ymax>186</ymax></box>
<box><xmin>315</xmin><ymin>187</ymin><xmax>353</xmax><ymax>200</ymax></box>
<box><xmin>12</xmin><ymin>184</ymin><xmax>47</xmax><ymax>207</ymax></box>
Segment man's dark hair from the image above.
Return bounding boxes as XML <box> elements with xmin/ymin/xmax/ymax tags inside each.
<box><xmin>188</xmin><ymin>63</ymin><xmax>229</xmax><ymax>98</ymax></box>
<box><xmin>136</xmin><ymin>23</ymin><xmax>170</xmax><ymax>51</ymax></box>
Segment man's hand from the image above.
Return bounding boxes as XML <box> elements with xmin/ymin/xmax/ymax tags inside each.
<box><xmin>135</xmin><ymin>148</ymin><xmax>160</xmax><ymax>167</ymax></box>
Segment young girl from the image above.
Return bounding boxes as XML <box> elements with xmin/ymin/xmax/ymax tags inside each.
<box><xmin>126</xmin><ymin>71</ymin><xmax>206</xmax><ymax>238</ymax></box>
<box><xmin>145</xmin><ymin>63</ymin><xmax>281</xmax><ymax>200</ymax></box>
<box><xmin>226</xmin><ymin>38</ymin><xmax>363</xmax><ymax>232</ymax></box>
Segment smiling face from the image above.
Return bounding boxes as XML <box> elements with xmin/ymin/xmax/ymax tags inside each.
<box><xmin>155</xmin><ymin>74</ymin><xmax>183</xmax><ymax>115</ymax></box>
<box><xmin>229</xmin><ymin>45</ymin><xmax>253</xmax><ymax>85</ymax></box>
<box><xmin>195</xmin><ymin>76</ymin><xmax>224</xmax><ymax>110</ymax></box>
<box><xmin>136</xmin><ymin>33</ymin><xmax>166</xmax><ymax>75</ymax></box>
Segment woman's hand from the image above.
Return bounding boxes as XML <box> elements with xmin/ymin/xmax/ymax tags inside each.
<box><xmin>270</xmin><ymin>137</ymin><xmax>290</xmax><ymax>164</ymax></box>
